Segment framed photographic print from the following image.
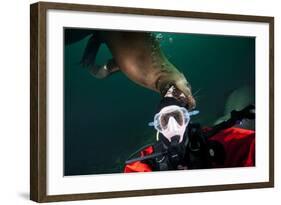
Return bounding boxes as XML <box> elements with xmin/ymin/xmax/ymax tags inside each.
<box><xmin>30</xmin><ymin>1</ymin><xmax>274</xmax><ymax>202</ymax></box>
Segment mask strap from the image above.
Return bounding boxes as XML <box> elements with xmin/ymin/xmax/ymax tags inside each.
<box><xmin>156</xmin><ymin>131</ymin><xmax>160</xmax><ymax>141</ymax></box>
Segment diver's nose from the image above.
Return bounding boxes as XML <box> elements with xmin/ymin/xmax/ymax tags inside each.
<box><xmin>167</xmin><ymin>117</ymin><xmax>179</xmax><ymax>132</ymax></box>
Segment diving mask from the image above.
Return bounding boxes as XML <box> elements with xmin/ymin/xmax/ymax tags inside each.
<box><xmin>149</xmin><ymin>105</ymin><xmax>199</xmax><ymax>143</ymax></box>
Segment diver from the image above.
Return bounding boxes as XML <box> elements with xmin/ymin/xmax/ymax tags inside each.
<box><xmin>124</xmin><ymin>86</ymin><xmax>255</xmax><ymax>172</ymax></box>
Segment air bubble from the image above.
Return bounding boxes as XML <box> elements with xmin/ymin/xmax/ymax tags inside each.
<box><xmin>155</xmin><ymin>33</ymin><xmax>163</xmax><ymax>41</ymax></box>
<box><xmin>168</xmin><ymin>37</ymin><xmax>173</xmax><ymax>43</ymax></box>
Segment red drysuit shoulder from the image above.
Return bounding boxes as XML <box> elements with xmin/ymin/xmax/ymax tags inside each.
<box><xmin>209</xmin><ymin>127</ymin><xmax>255</xmax><ymax>167</ymax></box>
<box><xmin>124</xmin><ymin>146</ymin><xmax>153</xmax><ymax>173</ymax></box>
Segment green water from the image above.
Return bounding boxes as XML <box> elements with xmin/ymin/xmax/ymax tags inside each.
<box><xmin>64</xmin><ymin>29</ymin><xmax>255</xmax><ymax>175</ymax></box>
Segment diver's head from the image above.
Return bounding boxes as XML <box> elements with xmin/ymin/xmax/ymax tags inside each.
<box><xmin>150</xmin><ymin>97</ymin><xmax>199</xmax><ymax>144</ymax></box>
<box><xmin>154</xmin><ymin>104</ymin><xmax>189</xmax><ymax>143</ymax></box>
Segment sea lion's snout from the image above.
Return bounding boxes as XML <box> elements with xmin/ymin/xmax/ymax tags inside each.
<box><xmin>158</xmin><ymin>72</ymin><xmax>196</xmax><ymax>110</ymax></box>
<box><xmin>174</xmin><ymin>76</ymin><xmax>196</xmax><ymax>109</ymax></box>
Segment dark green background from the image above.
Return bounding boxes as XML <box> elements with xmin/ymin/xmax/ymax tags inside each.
<box><xmin>64</xmin><ymin>30</ymin><xmax>255</xmax><ymax>175</ymax></box>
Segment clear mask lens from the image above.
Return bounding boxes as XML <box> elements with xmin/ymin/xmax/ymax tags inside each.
<box><xmin>153</xmin><ymin>106</ymin><xmax>189</xmax><ymax>132</ymax></box>
<box><xmin>160</xmin><ymin>110</ymin><xmax>184</xmax><ymax>129</ymax></box>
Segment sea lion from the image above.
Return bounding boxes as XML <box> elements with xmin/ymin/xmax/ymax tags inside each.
<box><xmin>67</xmin><ymin>30</ymin><xmax>196</xmax><ymax>109</ymax></box>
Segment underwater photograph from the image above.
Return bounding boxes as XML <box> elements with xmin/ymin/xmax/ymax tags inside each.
<box><xmin>63</xmin><ymin>29</ymin><xmax>255</xmax><ymax>176</ymax></box>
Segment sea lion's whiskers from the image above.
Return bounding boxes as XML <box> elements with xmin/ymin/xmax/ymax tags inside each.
<box><xmin>192</xmin><ymin>88</ymin><xmax>202</xmax><ymax>98</ymax></box>
<box><xmin>194</xmin><ymin>95</ymin><xmax>202</xmax><ymax>100</ymax></box>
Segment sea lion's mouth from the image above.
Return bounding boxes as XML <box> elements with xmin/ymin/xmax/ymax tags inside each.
<box><xmin>173</xmin><ymin>87</ymin><xmax>196</xmax><ymax>110</ymax></box>
<box><xmin>157</xmin><ymin>78</ymin><xmax>196</xmax><ymax>110</ymax></box>
<box><xmin>185</xmin><ymin>94</ymin><xmax>196</xmax><ymax>110</ymax></box>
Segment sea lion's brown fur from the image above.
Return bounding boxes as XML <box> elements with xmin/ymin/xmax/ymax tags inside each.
<box><xmin>84</xmin><ymin>31</ymin><xmax>196</xmax><ymax>108</ymax></box>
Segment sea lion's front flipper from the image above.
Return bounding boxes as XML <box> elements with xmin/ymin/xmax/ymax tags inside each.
<box><xmin>80</xmin><ymin>32</ymin><xmax>120</xmax><ymax>79</ymax></box>
<box><xmin>80</xmin><ymin>32</ymin><xmax>102</xmax><ymax>67</ymax></box>
<box><xmin>88</xmin><ymin>58</ymin><xmax>120</xmax><ymax>79</ymax></box>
